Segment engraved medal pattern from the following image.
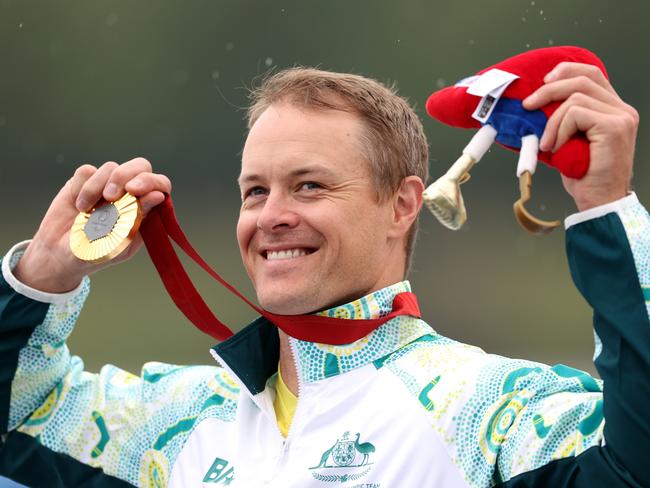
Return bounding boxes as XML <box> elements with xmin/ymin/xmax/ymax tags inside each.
<box><xmin>84</xmin><ymin>204</ymin><xmax>119</xmax><ymax>241</ymax></box>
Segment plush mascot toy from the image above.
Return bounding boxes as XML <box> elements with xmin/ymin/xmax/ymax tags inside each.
<box><xmin>423</xmin><ymin>46</ymin><xmax>607</xmax><ymax>234</ymax></box>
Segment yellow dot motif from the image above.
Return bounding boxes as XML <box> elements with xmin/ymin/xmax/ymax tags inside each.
<box><xmin>139</xmin><ymin>450</ymin><xmax>169</xmax><ymax>488</ymax></box>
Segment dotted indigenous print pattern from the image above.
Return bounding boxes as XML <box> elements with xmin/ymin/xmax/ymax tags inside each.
<box><xmin>381</xmin><ymin>315</ymin><xmax>607</xmax><ymax>486</ymax></box>
<box><xmin>291</xmin><ymin>282</ymin><xmax>434</xmax><ymax>384</ymax></box>
<box><xmin>618</xmin><ymin>201</ymin><xmax>650</xmax><ymax>318</ymax></box>
<box><xmin>6</xmin><ymin>253</ymin><xmax>239</xmax><ymax>487</ymax></box>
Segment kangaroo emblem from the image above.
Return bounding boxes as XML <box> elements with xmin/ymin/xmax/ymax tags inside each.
<box><xmin>310</xmin><ymin>442</ymin><xmax>336</xmax><ymax>469</ymax></box>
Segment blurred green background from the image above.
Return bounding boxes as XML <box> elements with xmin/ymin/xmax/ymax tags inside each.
<box><xmin>0</xmin><ymin>0</ymin><xmax>647</xmax><ymax>378</ymax></box>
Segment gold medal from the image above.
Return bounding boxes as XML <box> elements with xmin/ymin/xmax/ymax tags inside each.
<box><xmin>69</xmin><ymin>192</ymin><xmax>142</xmax><ymax>263</ymax></box>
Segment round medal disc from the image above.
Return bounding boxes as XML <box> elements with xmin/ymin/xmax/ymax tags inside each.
<box><xmin>69</xmin><ymin>193</ymin><xmax>143</xmax><ymax>263</ymax></box>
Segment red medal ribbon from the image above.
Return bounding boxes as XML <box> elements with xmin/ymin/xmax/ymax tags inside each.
<box><xmin>139</xmin><ymin>196</ymin><xmax>421</xmax><ymax>345</ymax></box>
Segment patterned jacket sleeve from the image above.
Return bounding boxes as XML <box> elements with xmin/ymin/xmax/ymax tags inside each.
<box><xmin>0</xmin><ymin>242</ymin><xmax>237</xmax><ymax>487</ymax></box>
<box><xmin>492</xmin><ymin>194</ymin><xmax>650</xmax><ymax>487</ymax></box>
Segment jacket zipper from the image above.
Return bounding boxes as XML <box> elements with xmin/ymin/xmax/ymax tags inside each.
<box><xmin>211</xmin><ymin>344</ymin><xmax>304</xmax><ymax>485</ymax></box>
<box><xmin>272</xmin><ymin>337</ymin><xmax>304</xmax><ymax>478</ymax></box>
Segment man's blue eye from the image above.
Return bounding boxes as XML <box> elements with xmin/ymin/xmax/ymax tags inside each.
<box><xmin>301</xmin><ymin>182</ymin><xmax>321</xmax><ymax>191</ymax></box>
<box><xmin>246</xmin><ymin>187</ymin><xmax>266</xmax><ymax>198</ymax></box>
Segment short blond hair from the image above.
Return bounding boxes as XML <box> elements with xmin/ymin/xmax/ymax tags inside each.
<box><xmin>247</xmin><ymin>68</ymin><xmax>429</xmax><ymax>274</ymax></box>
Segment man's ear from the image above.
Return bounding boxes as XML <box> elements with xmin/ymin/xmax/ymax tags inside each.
<box><xmin>388</xmin><ymin>176</ymin><xmax>425</xmax><ymax>239</ymax></box>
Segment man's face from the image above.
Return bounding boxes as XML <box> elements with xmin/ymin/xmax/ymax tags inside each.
<box><xmin>237</xmin><ymin>102</ymin><xmax>400</xmax><ymax>315</ymax></box>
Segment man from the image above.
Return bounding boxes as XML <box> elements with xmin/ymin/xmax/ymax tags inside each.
<box><xmin>0</xmin><ymin>65</ymin><xmax>647</xmax><ymax>487</ymax></box>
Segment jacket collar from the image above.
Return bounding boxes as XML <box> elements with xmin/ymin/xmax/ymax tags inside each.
<box><xmin>289</xmin><ymin>281</ymin><xmax>433</xmax><ymax>385</ymax></box>
<box><xmin>210</xmin><ymin>281</ymin><xmax>434</xmax><ymax>397</ymax></box>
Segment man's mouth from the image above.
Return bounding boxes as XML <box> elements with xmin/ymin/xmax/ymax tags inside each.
<box><xmin>264</xmin><ymin>248</ymin><xmax>316</xmax><ymax>261</ymax></box>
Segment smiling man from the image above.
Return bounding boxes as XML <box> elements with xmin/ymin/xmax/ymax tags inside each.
<box><xmin>0</xmin><ymin>67</ymin><xmax>649</xmax><ymax>487</ymax></box>
<box><xmin>237</xmin><ymin>102</ymin><xmax>418</xmax><ymax>316</ymax></box>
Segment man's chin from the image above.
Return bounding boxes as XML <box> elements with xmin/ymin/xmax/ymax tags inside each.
<box><xmin>257</xmin><ymin>290</ymin><xmax>319</xmax><ymax>316</ymax></box>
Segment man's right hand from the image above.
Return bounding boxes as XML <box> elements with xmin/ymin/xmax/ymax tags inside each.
<box><xmin>13</xmin><ymin>157</ymin><xmax>172</xmax><ymax>293</ymax></box>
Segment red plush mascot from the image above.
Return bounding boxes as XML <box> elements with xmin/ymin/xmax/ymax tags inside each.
<box><xmin>423</xmin><ymin>46</ymin><xmax>607</xmax><ymax>234</ymax></box>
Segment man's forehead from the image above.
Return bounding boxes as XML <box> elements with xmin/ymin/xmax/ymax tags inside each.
<box><xmin>239</xmin><ymin>104</ymin><xmax>370</xmax><ymax>186</ymax></box>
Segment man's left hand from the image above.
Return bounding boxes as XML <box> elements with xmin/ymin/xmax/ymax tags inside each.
<box><xmin>523</xmin><ymin>62</ymin><xmax>639</xmax><ymax>212</ymax></box>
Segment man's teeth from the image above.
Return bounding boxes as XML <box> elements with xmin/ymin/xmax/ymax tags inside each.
<box><xmin>267</xmin><ymin>249</ymin><xmax>309</xmax><ymax>261</ymax></box>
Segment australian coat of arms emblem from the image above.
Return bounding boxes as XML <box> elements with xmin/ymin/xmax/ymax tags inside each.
<box><xmin>309</xmin><ymin>431</ymin><xmax>376</xmax><ymax>483</ymax></box>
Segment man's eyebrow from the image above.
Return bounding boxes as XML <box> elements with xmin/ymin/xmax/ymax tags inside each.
<box><xmin>237</xmin><ymin>165</ymin><xmax>335</xmax><ymax>187</ymax></box>
<box><xmin>288</xmin><ymin>166</ymin><xmax>335</xmax><ymax>178</ymax></box>
<box><xmin>237</xmin><ymin>173</ymin><xmax>261</xmax><ymax>186</ymax></box>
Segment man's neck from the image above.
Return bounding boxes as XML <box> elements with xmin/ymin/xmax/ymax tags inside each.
<box><xmin>278</xmin><ymin>330</ymin><xmax>299</xmax><ymax>396</ymax></box>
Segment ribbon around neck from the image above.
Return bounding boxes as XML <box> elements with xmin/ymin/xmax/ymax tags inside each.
<box><xmin>139</xmin><ymin>196</ymin><xmax>421</xmax><ymax>345</ymax></box>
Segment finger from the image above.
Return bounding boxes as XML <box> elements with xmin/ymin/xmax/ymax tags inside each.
<box><xmin>103</xmin><ymin>157</ymin><xmax>153</xmax><ymax>201</ymax></box>
<box><xmin>124</xmin><ymin>173</ymin><xmax>172</xmax><ymax>198</ymax></box>
<box><xmin>67</xmin><ymin>164</ymin><xmax>98</xmax><ymax>205</ymax></box>
<box><xmin>556</xmin><ymin>106</ymin><xmax>638</xmax><ymax>153</ymax></box>
<box><xmin>540</xmin><ymin>92</ymin><xmax>622</xmax><ymax>152</ymax></box>
<box><xmin>523</xmin><ymin>76</ymin><xmax>622</xmax><ymax>111</ymax></box>
<box><xmin>544</xmin><ymin>62</ymin><xmax>614</xmax><ymax>94</ymax></box>
<box><xmin>138</xmin><ymin>191</ymin><xmax>167</xmax><ymax>216</ymax></box>
<box><xmin>552</xmin><ymin>105</ymin><xmax>606</xmax><ymax>151</ymax></box>
<box><xmin>75</xmin><ymin>162</ymin><xmax>118</xmax><ymax>211</ymax></box>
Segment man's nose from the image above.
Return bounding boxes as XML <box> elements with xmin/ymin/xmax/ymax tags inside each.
<box><xmin>256</xmin><ymin>192</ymin><xmax>300</xmax><ymax>232</ymax></box>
